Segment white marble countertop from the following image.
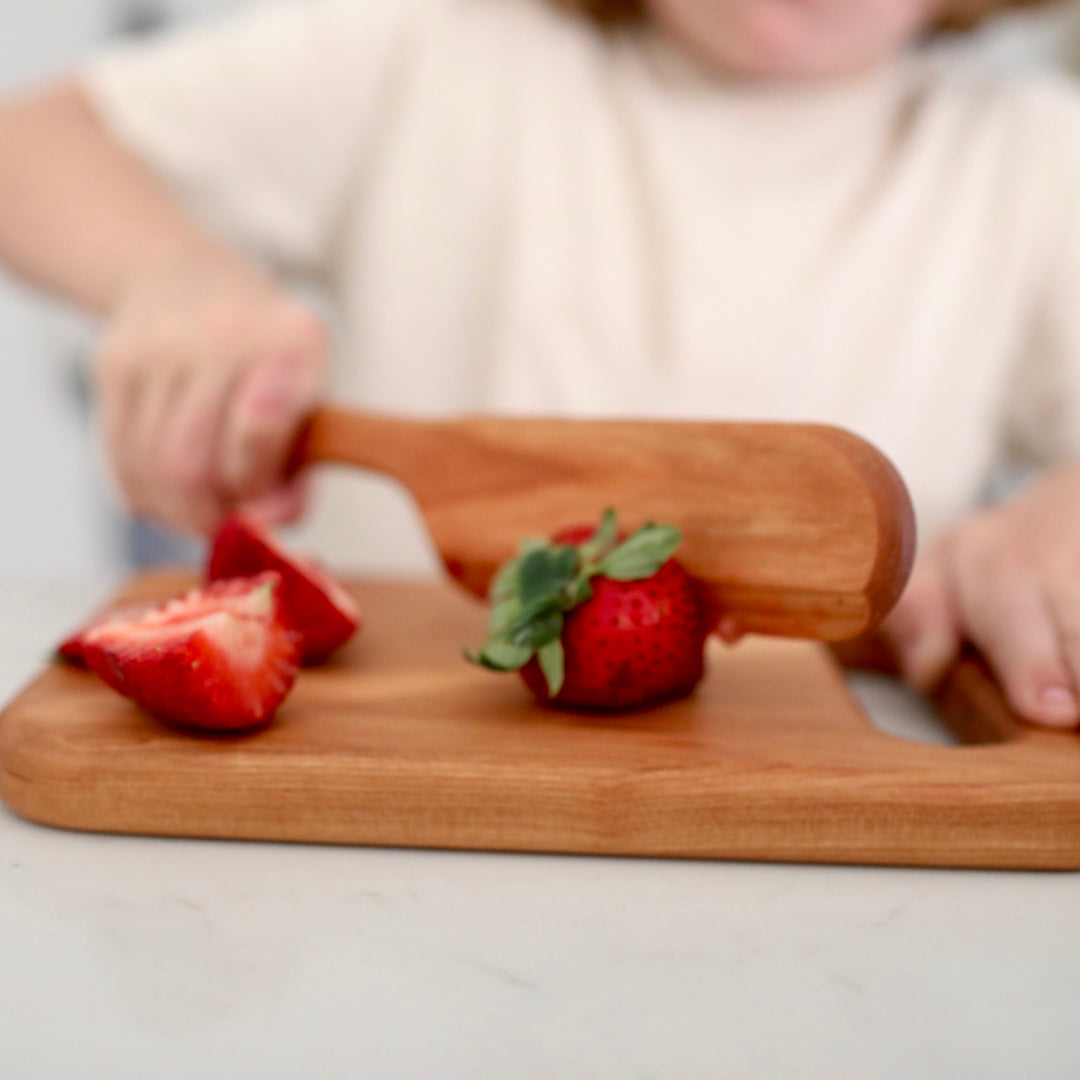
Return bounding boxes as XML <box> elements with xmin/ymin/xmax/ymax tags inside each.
<box><xmin>2</xmin><ymin>578</ymin><xmax>1078</xmax><ymax>1080</ymax></box>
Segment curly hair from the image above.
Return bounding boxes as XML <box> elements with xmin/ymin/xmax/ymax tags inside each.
<box><xmin>557</xmin><ymin>0</ymin><xmax>1059</xmax><ymax>32</ymax></box>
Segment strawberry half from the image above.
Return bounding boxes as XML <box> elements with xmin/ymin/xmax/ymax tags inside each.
<box><xmin>80</xmin><ymin>572</ymin><xmax>300</xmax><ymax>732</ymax></box>
<box><xmin>467</xmin><ymin>508</ymin><xmax>709</xmax><ymax>710</ymax></box>
<box><xmin>207</xmin><ymin>512</ymin><xmax>361</xmax><ymax>664</ymax></box>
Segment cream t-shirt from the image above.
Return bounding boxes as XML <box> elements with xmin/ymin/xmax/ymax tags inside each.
<box><xmin>81</xmin><ymin>0</ymin><xmax>1080</xmax><ymax>574</ymax></box>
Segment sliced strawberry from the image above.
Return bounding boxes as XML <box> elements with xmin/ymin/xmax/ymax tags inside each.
<box><xmin>81</xmin><ymin>572</ymin><xmax>300</xmax><ymax>732</ymax></box>
<box><xmin>56</xmin><ymin>601</ymin><xmax>154</xmax><ymax>667</ymax></box>
<box><xmin>207</xmin><ymin>512</ymin><xmax>361</xmax><ymax>664</ymax></box>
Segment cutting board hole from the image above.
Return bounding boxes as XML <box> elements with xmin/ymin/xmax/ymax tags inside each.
<box><xmin>846</xmin><ymin>672</ymin><xmax>961</xmax><ymax>746</ymax></box>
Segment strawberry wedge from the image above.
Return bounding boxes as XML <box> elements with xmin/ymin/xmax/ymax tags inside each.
<box><xmin>208</xmin><ymin>513</ymin><xmax>361</xmax><ymax>664</ymax></box>
<box><xmin>81</xmin><ymin>572</ymin><xmax>300</xmax><ymax>732</ymax></box>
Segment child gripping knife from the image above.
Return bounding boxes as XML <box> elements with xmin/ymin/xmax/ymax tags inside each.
<box><xmin>0</xmin><ymin>0</ymin><xmax>1078</xmax><ymax>727</ymax></box>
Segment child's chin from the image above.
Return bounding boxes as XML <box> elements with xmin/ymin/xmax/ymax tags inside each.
<box><xmin>684</xmin><ymin>36</ymin><xmax>875</xmax><ymax>84</ymax></box>
<box><xmin>653</xmin><ymin>0</ymin><xmax>872</xmax><ymax>83</ymax></box>
<box><xmin>708</xmin><ymin>23</ymin><xmax>852</xmax><ymax>82</ymax></box>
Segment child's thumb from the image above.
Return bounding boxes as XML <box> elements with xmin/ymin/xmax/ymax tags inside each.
<box><xmin>224</xmin><ymin>347</ymin><xmax>326</xmax><ymax>498</ymax></box>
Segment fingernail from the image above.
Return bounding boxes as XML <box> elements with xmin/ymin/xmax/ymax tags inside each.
<box><xmin>1033</xmin><ymin>685</ymin><xmax>1079</xmax><ymax>727</ymax></box>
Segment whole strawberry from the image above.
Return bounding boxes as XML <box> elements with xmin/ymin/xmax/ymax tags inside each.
<box><xmin>467</xmin><ymin>509</ymin><xmax>709</xmax><ymax>710</ymax></box>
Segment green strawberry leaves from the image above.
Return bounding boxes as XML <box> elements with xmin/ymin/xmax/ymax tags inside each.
<box><xmin>520</xmin><ymin>545</ymin><xmax>578</xmax><ymax>604</ymax></box>
<box><xmin>536</xmin><ymin>638</ymin><xmax>565</xmax><ymax>696</ymax></box>
<box><xmin>577</xmin><ymin>507</ymin><xmax>620</xmax><ymax>564</ymax></box>
<box><xmin>596</xmin><ymin>522</ymin><xmax>681</xmax><ymax>580</ymax></box>
<box><xmin>471</xmin><ymin>636</ymin><xmax>533</xmax><ymax>670</ymax></box>
<box><xmin>465</xmin><ymin>507</ymin><xmax>684</xmax><ymax>695</ymax></box>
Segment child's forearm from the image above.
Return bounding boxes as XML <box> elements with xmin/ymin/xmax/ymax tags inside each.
<box><xmin>0</xmin><ymin>78</ymin><xmax>255</xmax><ymax>314</ymax></box>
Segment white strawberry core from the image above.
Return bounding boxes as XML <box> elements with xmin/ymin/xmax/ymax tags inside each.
<box><xmin>84</xmin><ymin>578</ymin><xmax>277</xmax><ymax>671</ymax></box>
<box><xmin>196</xmin><ymin>611</ymin><xmax>269</xmax><ymax>670</ymax></box>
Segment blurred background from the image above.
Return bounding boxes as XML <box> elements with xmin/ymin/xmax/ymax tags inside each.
<box><xmin>1</xmin><ymin>0</ymin><xmax>1079</xmax><ymax>582</ymax></box>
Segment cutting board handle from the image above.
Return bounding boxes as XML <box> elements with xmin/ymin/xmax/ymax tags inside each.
<box><xmin>832</xmin><ymin>636</ymin><xmax>1040</xmax><ymax>745</ymax></box>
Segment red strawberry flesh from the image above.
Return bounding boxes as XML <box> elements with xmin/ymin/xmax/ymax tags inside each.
<box><xmin>208</xmin><ymin>512</ymin><xmax>361</xmax><ymax>663</ymax></box>
<box><xmin>81</xmin><ymin>572</ymin><xmax>300</xmax><ymax>732</ymax></box>
<box><xmin>521</xmin><ymin>559</ymin><xmax>707</xmax><ymax>710</ymax></box>
<box><xmin>550</xmin><ymin>524</ymin><xmax>606</xmax><ymax>546</ymax></box>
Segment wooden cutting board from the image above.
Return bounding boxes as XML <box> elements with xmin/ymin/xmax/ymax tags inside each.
<box><xmin>3</xmin><ymin>573</ymin><xmax>1079</xmax><ymax>870</ymax></box>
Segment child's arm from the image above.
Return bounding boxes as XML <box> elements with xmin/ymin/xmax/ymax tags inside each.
<box><xmin>0</xmin><ymin>80</ymin><xmax>238</xmax><ymax>311</ymax></box>
<box><xmin>0</xmin><ymin>80</ymin><xmax>328</xmax><ymax>533</ymax></box>
<box><xmin>885</xmin><ymin>464</ymin><xmax>1080</xmax><ymax>730</ymax></box>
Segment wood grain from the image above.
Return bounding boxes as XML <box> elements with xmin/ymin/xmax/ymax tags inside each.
<box><xmin>3</xmin><ymin>575</ymin><xmax>1079</xmax><ymax>869</ymax></box>
<box><xmin>295</xmin><ymin>408</ymin><xmax>916</xmax><ymax>642</ymax></box>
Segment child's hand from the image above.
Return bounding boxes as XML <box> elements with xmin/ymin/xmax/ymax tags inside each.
<box><xmin>883</xmin><ymin>465</ymin><xmax>1080</xmax><ymax>729</ymax></box>
<box><xmin>94</xmin><ymin>258</ymin><xmax>328</xmax><ymax>535</ymax></box>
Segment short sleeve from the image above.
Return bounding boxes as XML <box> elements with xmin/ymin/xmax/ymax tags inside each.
<box><xmin>80</xmin><ymin>0</ymin><xmax>424</xmax><ymax>275</ymax></box>
<box><xmin>1002</xmin><ymin>78</ymin><xmax>1080</xmax><ymax>467</ymax></box>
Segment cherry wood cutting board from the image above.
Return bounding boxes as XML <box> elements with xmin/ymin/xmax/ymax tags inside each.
<box><xmin>3</xmin><ymin>574</ymin><xmax>1080</xmax><ymax>869</ymax></box>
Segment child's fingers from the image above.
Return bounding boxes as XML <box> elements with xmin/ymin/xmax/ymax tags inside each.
<box><xmin>219</xmin><ymin>316</ymin><xmax>327</xmax><ymax>503</ymax></box>
<box><xmin>105</xmin><ymin>340</ymin><xmax>220</xmax><ymax>533</ymax></box>
<box><xmin>128</xmin><ymin>361</ymin><xmax>204</xmax><ymax>526</ymax></box>
<box><xmin>946</xmin><ymin>524</ymin><xmax>1080</xmax><ymax>728</ymax></box>
<box><xmin>240</xmin><ymin>472</ymin><xmax>311</xmax><ymax>527</ymax></box>
<box><xmin>884</xmin><ymin>468</ymin><xmax>1080</xmax><ymax>731</ymax></box>
<box><xmin>881</xmin><ymin>544</ymin><xmax>961</xmax><ymax>692</ymax></box>
<box><xmin>93</xmin><ymin>269</ymin><xmax>327</xmax><ymax>538</ymax></box>
<box><xmin>1040</xmin><ymin>575</ymin><xmax>1080</xmax><ymax>728</ymax></box>
<box><xmin>884</xmin><ymin>532</ymin><xmax>1080</xmax><ymax>728</ymax></box>
<box><xmin>100</xmin><ymin>348</ymin><xmax>187</xmax><ymax>528</ymax></box>
<box><xmin>150</xmin><ymin>358</ymin><xmax>241</xmax><ymax>532</ymax></box>
<box><xmin>961</xmin><ymin>572</ymin><xmax>1077</xmax><ymax>728</ymax></box>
